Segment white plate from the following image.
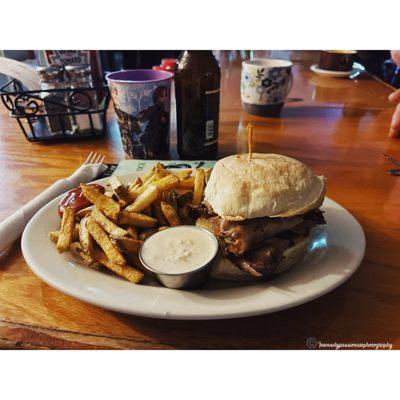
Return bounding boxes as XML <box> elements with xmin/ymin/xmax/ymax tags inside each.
<box><xmin>310</xmin><ymin>64</ymin><xmax>357</xmax><ymax>78</ymax></box>
<box><xmin>21</xmin><ymin>172</ymin><xmax>366</xmax><ymax>320</ymax></box>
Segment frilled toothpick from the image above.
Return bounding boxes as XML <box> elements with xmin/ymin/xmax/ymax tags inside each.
<box><xmin>247</xmin><ymin>122</ymin><xmax>254</xmax><ymax>161</ymax></box>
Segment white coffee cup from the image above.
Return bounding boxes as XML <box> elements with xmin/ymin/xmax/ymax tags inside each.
<box><xmin>241</xmin><ymin>58</ymin><xmax>293</xmax><ymax>116</ymax></box>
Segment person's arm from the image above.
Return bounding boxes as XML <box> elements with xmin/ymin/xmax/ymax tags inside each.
<box><xmin>389</xmin><ymin>90</ymin><xmax>400</xmax><ymax>137</ymax></box>
<box><xmin>391</xmin><ymin>50</ymin><xmax>400</xmax><ymax>66</ymax></box>
<box><xmin>388</xmin><ymin>51</ymin><xmax>400</xmax><ymax>137</ymax></box>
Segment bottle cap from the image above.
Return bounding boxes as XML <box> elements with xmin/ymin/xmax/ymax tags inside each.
<box><xmin>37</xmin><ymin>66</ymin><xmax>63</xmax><ymax>82</ymax></box>
<box><xmin>161</xmin><ymin>58</ymin><xmax>177</xmax><ymax>72</ymax></box>
<box><xmin>65</xmin><ymin>64</ymin><xmax>91</xmax><ymax>79</ymax></box>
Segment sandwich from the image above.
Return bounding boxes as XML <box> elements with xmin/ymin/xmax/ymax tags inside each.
<box><xmin>195</xmin><ymin>153</ymin><xmax>326</xmax><ymax>281</ymax></box>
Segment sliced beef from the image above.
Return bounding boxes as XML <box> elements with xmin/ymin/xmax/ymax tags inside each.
<box><xmin>231</xmin><ymin>237</ymin><xmax>291</xmax><ymax>278</ymax></box>
<box><xmin>189</xmin><ymin>203</ymin><xmax>217</xmax><ymax>219</ymax></box>
<box><xmin>215</xmin><ymin>214</ymin><xmax>303</xmax><ymax>256</ymax></box>
<box><xmin>289</xmin><ymin>209</ymin><xmax>326</xmax><ymax>236</ymax></box>
<box><xmin>196</xmin><ymin>208</ymin><xmax>326</xmax><ymax>278</ymax></box>
<box><xmin>305</xmin><ymin>208</ymin><xmax>325</xmax><ymax>224</ymax></box>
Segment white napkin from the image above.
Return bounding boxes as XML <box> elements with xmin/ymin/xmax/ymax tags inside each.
<box><xmin>0</xmin><ymin>163</ymin><xmax>107</xmax><ymax>255</ymax></box>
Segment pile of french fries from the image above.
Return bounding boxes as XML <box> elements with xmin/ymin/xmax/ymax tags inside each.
<box><xmin>49</xmin><ymin>163</ymin><xmax>212</xmax><ymax>284</ymax></box>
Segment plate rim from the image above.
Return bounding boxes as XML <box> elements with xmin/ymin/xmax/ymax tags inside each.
<box><xmin>21</xmin><ymin>171</ymin><xmax>366</xmax><ymax>320</ymax></box>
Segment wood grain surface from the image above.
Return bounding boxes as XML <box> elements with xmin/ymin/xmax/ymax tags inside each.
<box><xmin>0</xmin><ymin>52</ymin><xmax>399</xmax><ymax>349</ymax></box>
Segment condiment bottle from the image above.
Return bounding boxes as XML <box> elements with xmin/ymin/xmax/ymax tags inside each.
<box><xmin>38</xmin><ymin>50</ymin><xmax>104</xmax><ymax>101</ymax></box>
<box><xmin>65</xmin><ymin>65</ymin><xmax>103</xmax><ymax>134</ymax></box>
<box><xmin>152</xmin><ymin>58</ymin><xmax>176</xmax><ymax>73</ymax></box>
<box><xmin>37</xmin><ymin>66</ymin><xmax>73</xmax><ymax>136</ymax></box>
<box><xmin>174</xmin><ymin>51</ymin><xmax>221</xmax><ymax>160</ymax></box>
<box><xmin>161</xmin><ymin>58</ymin><xmax>177</xmax><ymax>73</ymax></box>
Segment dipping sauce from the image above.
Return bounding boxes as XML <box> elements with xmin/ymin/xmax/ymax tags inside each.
<box><xmin>58</xmin><ymin>184</ymin><xmax>105</xmax><ymax>218</ymax></box>
<box><xmin>140</xmin><ymin>226</ymin><xmax>218</xmax><ymax>274</ymax></box>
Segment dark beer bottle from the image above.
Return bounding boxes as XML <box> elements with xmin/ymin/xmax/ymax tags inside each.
<box><xmin>175</xmin><ymin>51</ymin><xmax>221</xmax><ymax>160</ymax></box>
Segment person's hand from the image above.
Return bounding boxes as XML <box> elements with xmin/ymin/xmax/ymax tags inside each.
<box><xmin>389</xmin><ymin>89</ymin><xmax>400</xmax><ymax>137</ymax></box>
<box><xmin>391</xmin><ymin>50</ymin><xmax>400</xmax><ymax>66</ymax></box>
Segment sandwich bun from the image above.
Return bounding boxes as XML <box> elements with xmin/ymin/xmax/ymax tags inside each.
<box><xmin>203</xmin><ymin>153</ymin><xmax>326</xmax><ymax>221</ymax></box>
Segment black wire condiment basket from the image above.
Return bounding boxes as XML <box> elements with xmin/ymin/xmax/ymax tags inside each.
<box><xmin>0</xmin><ymin>79</ymin><xmax>110</xmax><ymax>142</ymax></box>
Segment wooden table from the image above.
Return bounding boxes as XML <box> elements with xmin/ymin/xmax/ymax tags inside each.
<box><xmin>1</xmin><ymin>54</ymin><xmax>399</xmax><ymax>349</ymax></box>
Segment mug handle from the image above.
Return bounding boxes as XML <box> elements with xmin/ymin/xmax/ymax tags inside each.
<box><xmin>286</xmin><ymin>72</ymin><xmax>293</xmax><ymax>96</ymax></box>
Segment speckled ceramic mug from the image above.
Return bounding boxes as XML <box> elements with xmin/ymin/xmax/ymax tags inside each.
<box><xmin>241</xmin><ymin>58</ymin><xmax>293</xmax><ymax>116</ymax></box>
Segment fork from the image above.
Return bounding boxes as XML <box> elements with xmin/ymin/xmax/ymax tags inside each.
<box><xmin>83</xmin><ymin>151</ymin><xmax>106</xmax><ymax>165</ymax></box>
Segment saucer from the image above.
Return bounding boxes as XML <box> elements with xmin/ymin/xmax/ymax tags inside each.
<box><xmin>310</xmin><ymin>64</ymin><xmax>357</xmax><ymax>78</ymax></box>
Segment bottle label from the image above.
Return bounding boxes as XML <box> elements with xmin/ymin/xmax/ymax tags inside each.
<box><xmin>204</xmin><ymin>88</ymin><xmax>220</xmax><ymax>146</ymax></box>
<box><xmin>45</xmin><ymin>50</ymin><xmax>91</xmax><ymax>66</ymax></box>
<box><xmin>205</xmin><ymin>120</ymin><xmax>214</xmax><ymax>140</ymax></box>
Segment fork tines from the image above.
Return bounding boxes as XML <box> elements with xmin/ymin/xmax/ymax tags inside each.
<box><xmin>84</xmin><ymin>152</ymin><xmax>105</xmax><ymax>165</ymax></box>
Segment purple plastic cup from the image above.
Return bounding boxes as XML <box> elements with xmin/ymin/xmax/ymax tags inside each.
<box><xmin>106</xmin><ymin>69</ymin><xmax>173</xmax><ymax>159</ymax></box>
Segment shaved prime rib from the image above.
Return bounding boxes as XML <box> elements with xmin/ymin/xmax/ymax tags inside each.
<box><xmin>196</xmin><ymin>207</ymin><xmax>325</xmax><ymax>279</ymax></box>
<box><xmin>215</xmin><ymin>215</ymin><xmax>303</xmax><ymax>256</ymax></box>
<box><xmin>233</xmin><ymin>237</ymin><xmax>291</xmax><ymax>278</ymax></box>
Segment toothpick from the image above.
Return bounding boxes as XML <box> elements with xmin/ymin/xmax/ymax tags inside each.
<box><xmin>247</xmin><ymin>122</ymin><xmax>254</xmax><ymax>161</ymax></box>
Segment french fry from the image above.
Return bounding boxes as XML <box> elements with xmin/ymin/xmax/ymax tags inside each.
<box><xmin>153</xmin><ymin>174</ymin><xmax>180</xmax><ymax>192</ymax></box>
<box><xmin>49</xmin><ymin>231</ymin><xmax>59</xmax><ymax>243</ymax></box>
<box><xmin>81</xmin><ymin>184</ymin><xmax>120</xmax><ymax>220</ymax></box>
<box><xmin>92</xmin><ymin>248</ymin><xmax>143</xmax><ymax>284</ymax></box>
<box><xmin>79</xmin><ymin>216</ymin><xmax>94</xmax><ymax>255</ymax></box>
<box><xmin>128</xmin><ymin>175</ymin><xmax>158</xmax><ymax>199</ymax></box>
<box><xmin>139</xmin><ymin>228</ymin><xmax>159</xmax><ymax>240</ymax></box>
<box><xmin>141</xmin><ymin>167</ymin><xmax>155</xmax><ymax>183</ymax></box>
<box><xmin>128</xmin><ymin>186</ymin><xmax>145</xmax><ymax>200</ymax></box>
<box><xmin>171</xmin><ymin>169</ymin><xmax>192</xmax><ymax>180</ymax></box>
<box><xmin>117</xmin><ymin>238</ymin><xmax>143</xmax><ymax>254</ymax></box>
<box><xmin>125</xmin><ymin>184</ymin><xmax>158</xmax><ymax>213</ymax></box>
<box><xmin>86</xmin><ymin>217</ymin><xmax>126</xmax><ymax>265</ymax></box>
<box><xmin>127</xmin><ymin>177</ymin><xmax>142</xmax><ymax>192</ymax></box>
<box><xmin>154</xmin><ymin>162</ymin><xmax>167</xmax><ymax>179</ymax></box>
<box><xmin>49</xmin><ymin>226</ymin><xmax>79</xmax><ymax>243</ymax></box>
<box><xmin>152</xmin><ymin>197</ymin><xmax>167</xmax><ymax>225</ymax></box>
<box><xmin>91</xmin><ymin>207</ymin><xmax>128</xmax><ymax>239</ymax></box>
<box><xmin>142</xmin><ymin>205</ymin><xmax>153</xmax><ymax>216</ymax></box>
<box><xmin>192</xmin><ymin>169</ymin><xmax>205</xmax><ymax>204</ymax></box>
<box><xmin>154</xmin><ymin>161</ymin><xmax>165</xmax><ymax>169</ymax></box>
<box><xmin>56</xmin><ymin>207</ymin><xmax>76</xmax><ymax>253</ymax></box>
<box><xmin>76</xmin><ymin>205</ymin><xmax>94</xmax><ymax>220</ymax></box>
<box><xmin>154</xmin><ymin>171</ymin><xmax>165</xmax><ymax>181</ymax></box>
<box><xmin>108</xmin><ymin>175</ymin><xmax>125</xmax><ymax>194</ymax></box>
<box><xmin>125</xmin><ymin>226</ymin><xmax>139</xmax><ymax>239</ymax></box>
<box><xmin>49</xmin><ymin>169</ymin><xmax>206</xmax><ymax>283</ymax></box>
<box><xmin>118</xmin><ymin>211</ymin><xmax>157</xmax><ymax>228</ymax></box>
<box><xmin>70</xmin><ymin>242</ymin><xmax>100</xmax><ymax>269</ymax></box>
<box><xmin>109</xmin><ymin>176</ymin><xmax>132</xmax><ymax>207</ymax></box>
<box><xmin>177</xmin><ymin>176</ymin><xmax>195</xmax><ymax>189</ymax></box>
<box><xmin>161</xmin><ymin>201</ymin><xmax>181</xmax><ymax>226</ymax></box>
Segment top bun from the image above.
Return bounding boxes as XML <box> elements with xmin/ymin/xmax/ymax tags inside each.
<box><xmin>203</xmin><ymin>153</ymin><xmax>326</xmax><ymax>220</ymax></box>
